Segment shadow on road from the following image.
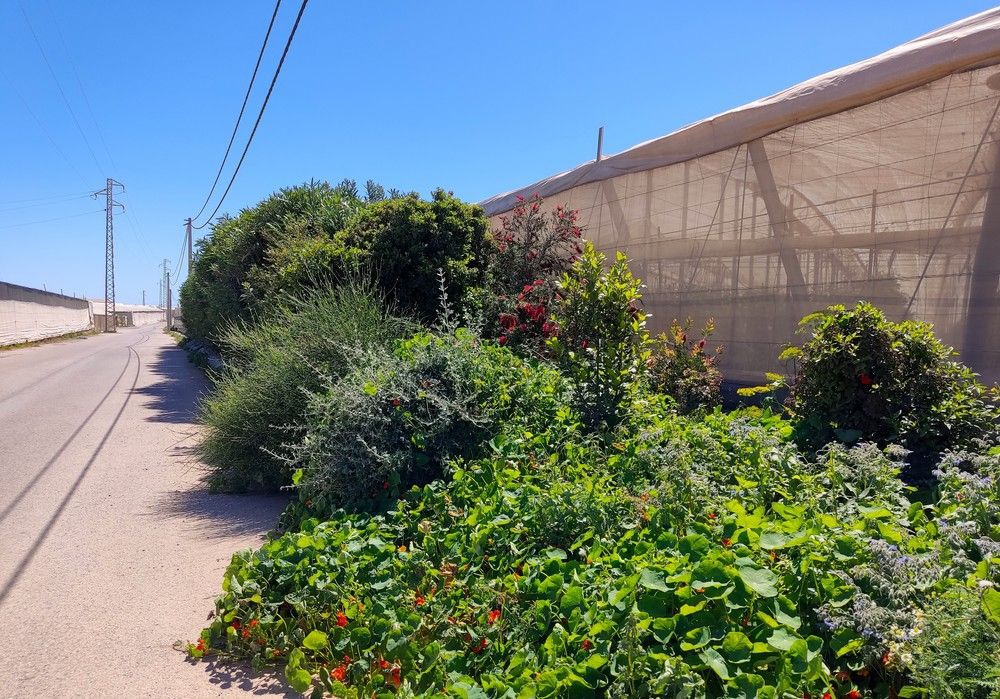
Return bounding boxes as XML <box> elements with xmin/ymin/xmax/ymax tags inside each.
<box><xmin>151</xmin><ymin>488</ymin><xmax>289</xmax><ymax>539</ymax></box>
<box><xmin>194</xmin><ymin>658</ymin><xmax>297</xmax><ymax>697</ymax></box>
<box><xmin>135</xmin><ymin>342</ymin><xmax>207</xmax><ymax>423</ymax></box>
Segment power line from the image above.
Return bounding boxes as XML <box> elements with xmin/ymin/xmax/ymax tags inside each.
<box><xmin>0</xmin><ymin>210</ymin><xmax>103</xmax><ymax>230</ymax></box>
<box><xmin>0</xmin><ymin>193</ymin><xmax>92</xmax><ymax>211</ymax></box>
<box><xmin>0</xmin><ymin>66</ymin><xmax>89</xmax><ymax>188</ymax></box>
<box><xmin>41</xmin><ymin>0</ymin><xmax>117</xmax><ymax>175</ymax></box>
<box><xmin>191</xmin><ymin>0</ymin><xmax>283</xmax><ymax>222</ymax></box>
<box><xmin>17</xmin><ymin>1</ymin><xmax>105</xmax><ymax>178</ymax></box>
<box><xmin>192</xmin><ymin>0</ymin><xmax>309</xmax><ymax>230</ymax></box>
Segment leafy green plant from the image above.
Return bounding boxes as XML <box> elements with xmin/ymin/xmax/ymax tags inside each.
<box><xmin>782</xmin><ymin>302</ymin><xmax>1000</xmax><ymax>464</ymax></box>
<box><xmin>288</xmin><ymin>329</ymin><xmax>570</xmax><ymax>513</ymax></box>
<box><xmin>899</xmin><ymin>587</ymin><xmax>1000</xmax><ymax>698</ymax></box>
<box><xmin>337</xmin><ymin>189</ymin><xmax>489</xmax><ymax>322</ymax></box>
<box><xmin>647</xmin><ymin>318</ymin><xmax>723</xmax><ymax>414</ymax></box>
<box><xmin>549</xmin><ymin>243</ymin><xmax>651</xmax><ymax>431</ymax></box>
<box><xmin>180</xmin><ymin>180</ymin><xmax>365</xmax><ymax>343</ymax></box>
<box><xmin>199</xmin><ymin>281</ymin><xmax>414</xmax><ymax>491</ymax></box>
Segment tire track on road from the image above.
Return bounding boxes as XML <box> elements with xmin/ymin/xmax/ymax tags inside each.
<box><xmin>0</xmin><ymin>337</ymin><xmax>146</xmax><ymax>607</ymax></box>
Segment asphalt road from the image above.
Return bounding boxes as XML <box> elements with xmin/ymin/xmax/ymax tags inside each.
<box><xmin>0</xmin><ymin>326</ymin><xmax>290</xmax><ymax>698</ymax></box>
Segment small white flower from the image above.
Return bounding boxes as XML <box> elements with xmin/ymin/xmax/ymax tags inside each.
<box><xmin>977</xmin><ymin>579</ymin><xmax>995</xmax><ymax>588</ymax></box>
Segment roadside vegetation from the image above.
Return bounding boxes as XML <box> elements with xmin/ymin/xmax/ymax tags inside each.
<box><xmin>180</xmin><ymin>184</ymin><xmax>1000</xmax><ymax>698</ymax></box>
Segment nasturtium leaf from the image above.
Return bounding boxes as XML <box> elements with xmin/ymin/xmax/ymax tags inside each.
<box><xmin>680</xmin><ymin>599</ymin><xmax>706</xmax><ymax>615</ymax></box>
<box><xmin>699</xmin><ymin>647</ymin><xmax>731</xmax><ymax>680</ymax></box>
<box><xmin>758</xmin><ymin>532</ymin><xmax>789</xmax><ymax>550</ymax></box>
<box><xmin>721</xmin><ymin>631</ymin><xmax>753</xmax><ymax>663</ymax></box>
<box><xmin>787</xmin><ymin>638</ymin><xmax>809</xmax><ymax>674</ymax></box>
<box><xmin>738</xmin><ymin>566</ymin><xmax>778</xmax><ymax>598</ymax></box>
<box><xmin>285</xmin><ymin>666</ymin><xmax>312</xmax><ymax>693</ymax></box>
<box><xmin>726</xmin><ymin>672</ymin><xmax>765</xmax><ymax>698</ymax></box>
<box><xmin>560</xmin><ymin>585</ymin><xmax>584</xmax><ymax>615</ymax></box>
<box><xmin>639</xmin><ymin>568</ymin><xmax>670</xmax><ymax>592</ymax></box>
<box><xmin>350</xmin><ymin>627</ymin><xmax>372</xmax><ymax>647</ymax></box>
<box><xmin>302</xmin><ymin>630</ymin><xmax>328</xmax><ymax>651</ymax></box>
<box><xmin>681</xmin><ymin>627</ymin><xmax>711</xmax><ymax>651</ymax></box>
<box><xmin>830</xmin><ymin>627</ymin><xmax>864</xmax><ymax>657</ymax></box>
<box><xmin>766</xmin><ymin>627</ymin><xmax>798</xmax><ymax>651</ymax></box>
<box><xmin>679</xmin><ymin>534</ymin><xmax>711</xmax><ymax>559</ymax></box>
<box><xmin>982</xmin><ymin>587</ymin><xmax>1000</xmax><ymax>624</ymax></box>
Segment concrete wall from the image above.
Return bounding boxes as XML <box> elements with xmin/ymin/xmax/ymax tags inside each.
<box><xmin>0</xmin><ymin>282</ymin><xmax>92</xmax><ymax>346</ymax></box>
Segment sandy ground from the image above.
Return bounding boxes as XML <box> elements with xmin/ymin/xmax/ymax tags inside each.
<box><xmin>0</xmin><ymin>326</ymin><xmax>293</xmax><ymax>698</ymax></box>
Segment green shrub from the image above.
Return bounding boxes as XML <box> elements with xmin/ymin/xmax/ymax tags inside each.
<box><xmin>784</xmin><ymin>302</ymin><xmax>1000</xmax><ymax>461</ymax></box>
<box><xmin>549</xmin><ymin>243</ymin><xmax>651</xmax><ymax>431</ymax></box>
<box><xmin>647</xmin><ymin>318</ymin><xmax>723</xmax><ymax>414</ymax></box>
<box><xmin>337</xmin><ymin>189</ymin><xmax>489</xmax><ymax>322</ymax></box>
<box><xmin>194</xmin><ymin>403</ymin><xmax>1000</xmax><ymax>698</ymax></box>
<box><xmin>199</xmin><ymin>282</ymin><xmax>414</xmax><ymax>491</ymax></box>
<box><xmin>181</xmin><ymin>181</ymin><xmax>364</xmax><ymax>342</ymax></box>
<box><xmin>289</xmin><ymin>329</ymin><xmax>570</xmax><ymax>512</ymax></box>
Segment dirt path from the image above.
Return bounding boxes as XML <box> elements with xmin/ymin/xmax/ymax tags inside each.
<box><xmin>0</xmin><ymin>326</ymin><xmax>292</xmax><ymax>698</ymax></box>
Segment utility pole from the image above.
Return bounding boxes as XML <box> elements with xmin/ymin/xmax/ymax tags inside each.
<box><xmin>159</xmin><ymin>258</ymin><xmax>170</xmax><ymax>307</ymax></box>
<box><xmin>142</xmin><ymin>289</ymin><xmax>145</xmax><ymax>306</ymax></box>
<box><xmin>93</xmin><ymin>179</ymin><xmax>125</xmax><ymax>332</ymax></box>
<box><xmin>185</xmin><ymin>217</ymin><xmax>194</xmax><ymax>273</ymax></box>
<box><xmin>166</xmin><ymin>272</ymin><xmax>172</xmax><ymax>329</ymax></box>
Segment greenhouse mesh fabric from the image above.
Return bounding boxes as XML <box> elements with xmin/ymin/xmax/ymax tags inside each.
<box><xmin>0</xmin><ymin>282</ymin><xmax>92</xmax><ymax>346</ymax></box>
<box><xmin>482</xmin><ymin>8</ymin><xmax>1000</xmax><ymax>384</ymax></box>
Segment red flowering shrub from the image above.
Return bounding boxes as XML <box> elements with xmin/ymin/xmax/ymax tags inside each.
<box><xmin>479</xmin><ymin>194</ymin><xmax>582</xmax><ymax>354</ymax></box>
<box><xmin>646</xmin><ymin>318</ymin><xmax>723</xmax><ymax>414</ymax></box>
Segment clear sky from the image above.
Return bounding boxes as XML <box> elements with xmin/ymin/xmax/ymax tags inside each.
<box><xmin>1</xmin><ymin>1</ymin><xmax>996</xmax><ymax>303</ymax></box>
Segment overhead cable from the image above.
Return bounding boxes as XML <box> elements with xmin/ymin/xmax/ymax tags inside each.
<box><xmin>190</xmin><ymin>0</ymin><xmax>283</xmax><ymax>222</ymax></box>
<box><xmin>192</xmin><ymin>0</ymin><xmax>309</xmax><ymax>230</ymax></box>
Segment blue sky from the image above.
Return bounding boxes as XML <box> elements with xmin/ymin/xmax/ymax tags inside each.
<box><xmin>1</xmin><ymin>1</ymin><xmax>996</xmax><ymax>303</ymax></box>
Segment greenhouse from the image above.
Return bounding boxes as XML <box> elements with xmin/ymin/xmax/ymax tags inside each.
<box><xmin>483</xmin><ymin>8</ymin><xmax>1000</xmax><ymax>384</ymax></box>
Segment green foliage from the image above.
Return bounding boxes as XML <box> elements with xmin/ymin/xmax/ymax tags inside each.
<box><xmin>786</xmin><ymin>302</ymin><xmax>1000</xmax><ymax>461</ymax></box>
<box><xmin>180</xmin><ymin>180</ymin><xmax>364</xmax><ymax>343</ymax></box>
<box><xmin>647</xmin><ymin>318</ymin><xmax>723</xmax><ymax>414</ymax></box>
<box><xmin>337</xmin><ymin>189</ymin><xmax>490</xmax><ymax>322</ymax></box>
<box><xmin>549</xmin><ymin>243</ymin><xmax>651</xmax><ymax>431</ymax></box>
<box><xmin>289</xmin><ymin>329</ymin><xmax>570</xmax><ymax>513</ymax></box>
<box><xmin>900</xmin><ymin>587</ymin><xmax>1000</xmax><ymax>699</ymax></box>
<box><xmin>475</xmin><ymin>194</ymin><xmax>583</xmax><ymax>354</ymax></box>
<box><xmin>199</xmin><ymin>282</ymin><xmax>414</xmax><ymax>491</ymax></box>
<box><xmin>197</xmin><ymin>401</ymin><xmax>1000</xmax><ymax>698</ymax></box>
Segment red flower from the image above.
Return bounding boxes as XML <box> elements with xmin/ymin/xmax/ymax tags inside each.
<box><xmin>383</xmin><ymin>480</ymin><xmax>390</xmax><ymax>490</ymax></box>
<box><xmin>195</xmin><ymin>638</ymin><xmax>207</xmax><ymax>652</ymax></box>
<box><xmin>335</xmin><ymin>611</ymin><xmax>348</xmax><ymax>627</ymax></box>
<box><xmin>241</xmin><ymin>628</ymin><xmax>251</xmax><ymax>639</ymax></box>
<box><xmin>823</xmin><ymin>694</ymin><xmax>832</xmax><ymax>699</ymax></box>
<box><xmin>488</xmin><ymin>609</ymin><xmax>501</xmax><ymax>625</ymax></box>
<box><xmin>859</xmin><ymin>373</ymin><xmax>873</xmax><ymax>386</ymax></box>
<box><xmin>580</xmin><ymin>339</ymin><xmax>588</xmax><ymax>349</ymax></box>
<box><xmin>390</xmin><ymin>665</ymin><xmax>401</xmax><ymax>687</ymax></box>
<box><xmin>231</xmin><ymin>620</ymin><xmax>241</xmax><ymax>630</ymax></box>
<box><xmin>722</xmin><ymin>538</ymin><xmax>732</xmax><ymax>548</ymax></box>
<box><xmin>533</xmin><ymin>279</ymin><xmax>545</xmax><ymax>286</ymax></box>
<box><xmin>471</xmin><ymin>637</ymin><xmax>488</xmax><ymax>654</ymax></box>
<box><xmin>331</xmin><ymin>665</ymin><xmax>347</xmax><ymax>682</ymax></box>
<box><xmin>499</xmin><ymin>313</ymin><xmax>517</xmax><ymax>330</ymax></box>
<box><xmin>248</xmin><ymin>619</ymin><xmax>259</xmax><ymax>628</ymax></box>
<box><xmin>415</xmin><ymin>595</ymin><xmax>426</xmax><ymax>607</ymax></box>
<box><xmin>847</xmin><ymin>692</ymin><xmax>861</xmax><ymax>699</ymax></box>
<box><xmin>707</xmin><ymin>512</ymin><xmax>717</xmax><ymax>520</ymax></box>
<box><xmin>582</xmin><ymin>639</ymin><xmax>592</xmax><ymax>650</ymax></box>
<box><xmin>498</xmin><ymin>335</ymin><xmax>508</xmax><ymax>345</ymax></box>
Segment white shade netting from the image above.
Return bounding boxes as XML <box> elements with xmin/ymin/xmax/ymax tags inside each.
<box><xmin>482</xmin><ymin>9</ymin><xmax>1000</xmax><ymax>384</ymax></box>
<box><xmin>0</xmin><ymin>282</ymin><xmax>92</xmax><ymax>346</ymax></box>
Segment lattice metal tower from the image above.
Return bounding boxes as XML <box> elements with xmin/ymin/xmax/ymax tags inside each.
<box><xmin>93</xmin><ymin>179</ymin><xmax>125</xmax><ymax>332</ymax></box>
